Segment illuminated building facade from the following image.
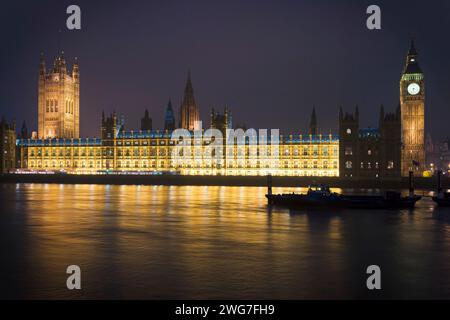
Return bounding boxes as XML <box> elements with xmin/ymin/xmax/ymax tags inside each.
<box><xmin>17</xmin><ymin>112</ymin><xmax>339</xmax><ymax>176</ymax></box>
<box><xmin>38</xmin><ymin>52</ymin><xmax>80</xmax><ymax>139</ymax></box>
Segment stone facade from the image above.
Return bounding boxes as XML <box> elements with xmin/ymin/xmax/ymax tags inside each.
<box><xmin>38</xmin><ymin>52</ymin><xmax>79</xmax><ymax>139</ymax></box>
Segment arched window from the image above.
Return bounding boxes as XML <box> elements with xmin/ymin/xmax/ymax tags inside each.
<box><xmin>345</xmin><ymin>161</ymin><xmax>352</xmax><ymax>169</ymax></box>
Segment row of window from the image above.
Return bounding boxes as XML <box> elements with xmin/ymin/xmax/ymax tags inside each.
<box><xmin>345</xmin><ymin>161</ymin><xmax>395</xmax><ymax>169</ymax></box>
<box><xmin>45</xmin><ymin>99</ymin><xmax>75</xmax><ymax>114</ymax></box>
<box><xmin>27</xmin><ymin>147</ymin><xmax>339</xmax><ymax>158</ymax></box>
<box><xmin>345</xmin><ymin>147</ymin><xmax>377</xmax><ymax>156</ymax></box>
<box><xmin>28</xmin><ymin>159</ymin><xmax>339</xmax><ymax>170</ymax></box>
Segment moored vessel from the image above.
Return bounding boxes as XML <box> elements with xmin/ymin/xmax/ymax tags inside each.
<box><xmin>265</xmin><ymin>172</ymin><xmax>421</xmax><ymax>209</ymax></box>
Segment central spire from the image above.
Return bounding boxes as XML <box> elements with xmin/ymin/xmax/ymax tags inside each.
<box><xmin>180</xmin><ymin>70</ymin><xmax>200</xmax><ymax>130</ymax></box>
<box><xmin>183</xmin><ymin>69</ymin><xmax>196</xmax><ymax>106</ymax></box>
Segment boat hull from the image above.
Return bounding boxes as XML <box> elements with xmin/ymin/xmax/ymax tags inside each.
<box><xmin>266</xmin><ymin>194</ymin><xmax>421</xmax><ymax>209</ymax></box>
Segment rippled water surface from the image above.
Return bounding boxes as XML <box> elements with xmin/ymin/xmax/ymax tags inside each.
<box><xmin>1</xmin><ymin>183</ymin><xmax>449</xmax><ymax>299</ymax></box>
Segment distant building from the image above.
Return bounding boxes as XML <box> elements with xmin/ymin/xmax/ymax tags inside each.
<box><xmin>179</xmin><ymin>70</ymin><xmax>200</xmax><ymax>130</ymax></box>
<box><xmin>38</xmin><ymin>52</ymin><xmax>79</xmax><ymax>139</ymax></box>
<box><xmin>140</xmin><ymin>109</ymin><xmax>152</xmax><ymax>131</ymax></box>
<box><xmin>164</xmin><ymin>100</ymin><xmax>176</xmax><ymax>131</ymax></box>
<box><xmin>339</xmin><ymin>106</ymin><xmax>401</xmax><ymax>179</ymax></box>
<box><xmin>0</xmin><ymin>117</ymin><xmax>16</xmax><ymax>173</ymax></box>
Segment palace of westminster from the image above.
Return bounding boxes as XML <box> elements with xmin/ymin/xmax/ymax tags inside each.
<box><xmin>0</xmin><ymin>41</ymin><xmax>427</xmax><ymax>178</ymax></box>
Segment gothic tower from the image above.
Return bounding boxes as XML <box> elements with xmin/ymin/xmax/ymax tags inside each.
<box><xmin>38</xmin><ymin>52</ymin><xmax>80</xmax><ymax>139</ymax></box>
<box><xmin>164</xmin><ymin>99</ymin><xmax>176</xmax><ymax>131</ymax></box>
<box><xmin>339</xmin><ymin>106</ymin><xmax>359</xmax><ymax>178</ymax></box>
<box><xmin>180</xmin><ymin>70</ymin><xmax>200</xmax><ymax>130</ymax></box>
<box><xmin>400</xmin><ymin>40</ymin><xmax>425</xmax><ymax>176</ymax></box>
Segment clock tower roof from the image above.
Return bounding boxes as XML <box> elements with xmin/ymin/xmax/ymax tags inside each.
<box><xmin>403</xmin><ymin>39</ymin><xmax>422</xmax><ymax>75</ymax></box>
<box><xmin>407</xmin><ymin>39</ymin><xmax>418</xmax><ymax>56</ymax></box>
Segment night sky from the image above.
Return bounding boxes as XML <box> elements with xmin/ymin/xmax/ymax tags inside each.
<box><xmin>1</xmin><ymin>0</ymin><xmax>449</xmax><ymax>140</ymax></box>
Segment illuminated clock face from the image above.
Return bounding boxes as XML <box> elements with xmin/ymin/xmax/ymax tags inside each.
<box><xmin>407</xmin><ymin>83</ymin><xmax>420</xmax><ymax>95</ymax></box>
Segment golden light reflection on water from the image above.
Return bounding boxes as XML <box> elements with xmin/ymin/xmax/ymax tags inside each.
<box><xmin>1</xmin><ymin>183</ymin><xmax>450</xmax><ymax>299</ymax></box>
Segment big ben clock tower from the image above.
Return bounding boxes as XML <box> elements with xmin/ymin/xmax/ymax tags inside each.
<box><xmin>400</xmin><ymin>40</ymin><xmax>425</xmax><ymax>177</ymax></box>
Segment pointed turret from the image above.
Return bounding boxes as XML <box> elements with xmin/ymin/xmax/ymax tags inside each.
<box><xmin>408</xmin><ymin>39</ymin><xmax>417</xmax><ymax>57</ymax></box>
<box><xmin>309</xmin><ymin>106</ymin><xmax>318</xmax><ymax>135</ymax></box>
<box><xmin>59</xmin><ymin>51</ymin><xmax>67</xmax><ymax>75</ymax></box>
<box><xmin>164</xmin><ymin>99</ymin><xmax>176</xmax><ymax>131</ymax></box>
<box><xmin>72</xmin><ymin>57</ymin><xmax>79</xmax><ymax>82</ymax></box>
<box><xmin>141</xmin><ymin>109</ymin><xmax>152</xmax><ymax>131</ymax></box>
<box><xmin>20</xmin><ymin>121</ymin><xmax>29</xmax><ymax>139</ymax></box>
<box><xmin>183</xmin><ymin>69</ymin><xmax>196</xmax><ymax>106</ymax></box>
<box><xmin>39</xmin><ymin>53</ymin><xmax>46</xmax><ymax>77</ymax></box>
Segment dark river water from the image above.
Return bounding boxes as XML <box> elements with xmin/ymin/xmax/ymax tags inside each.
<box><xmin>0</xmin><ymin>183</ymin><xmax>449</xmax><ymax>299</ymax></box>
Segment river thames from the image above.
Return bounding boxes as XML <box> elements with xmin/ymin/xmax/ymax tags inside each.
<box><xmin>0</xmin><ymin>183</ymin><xmax>449</xmax><ymax>299</ymax></box>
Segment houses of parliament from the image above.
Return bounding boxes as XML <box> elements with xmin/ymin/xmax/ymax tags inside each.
<box><xmin>1</xmin><ymin>41</ymin><xmax>425</xmax><ymax>178</ymax></box>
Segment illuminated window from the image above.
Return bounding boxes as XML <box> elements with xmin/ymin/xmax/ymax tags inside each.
<box><xmin>345</xmin><ymin>161</ymin><xmax>352</xmax><ymax>169</ymax></box>
<box><xmin>345</xmin><ymin>147</ymin><xmax>352</xmax><ymax>155</ymax></box>
<box><xmin>368</xmin><ymin>149</ymin><xmax>372</xmax><ymax>155</ymax></box>
<box><xmin>346</xmin><ymin>128</ymin><xmax>352</xmax><ymax>134</ymax></box>
<box><xmin>387</xmin><ymin>161</ymin><xmax>394</xmax><ymax>169</ymax></box>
